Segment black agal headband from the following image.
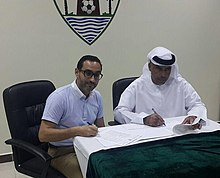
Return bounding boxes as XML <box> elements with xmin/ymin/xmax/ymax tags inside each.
<box><xmin>152</xmin><ymin>54</ymin><xmax>175</xmax><ymax>66</ymax></box>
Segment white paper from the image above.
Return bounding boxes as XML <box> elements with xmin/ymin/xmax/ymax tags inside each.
<box><xmin>172</xmin><ymin>124</ymin><xmax>197</xmax><ymax>135</ymax></box>
<box><xmin>172</xmin><ymin>118</ymin><xmax>207</xmax><ymax>135</ymax></box>
<box><xmin>96</xmin><ymin>123</ymin><xmax>174</xmax><ymax>147</ymax></box>
<box><xmin>94</xmin><ymin>118</ymin><xmax>216</xmax><ymax>148</ymax></box>
<box><xmin>116</xmin><ymin>123</ymin><xmax>174</xmax><ymax>141</ymax></box>
<box><xmin>96</xmin><ymin>129</ymin><xmax>141</xmax><ymax>147</ymax></box>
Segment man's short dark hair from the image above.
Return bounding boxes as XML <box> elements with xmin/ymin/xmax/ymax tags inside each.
<box><xmin>77</xmin><ymin>55</ymin><xmax>102</xmax><ymax>70</ymax></box>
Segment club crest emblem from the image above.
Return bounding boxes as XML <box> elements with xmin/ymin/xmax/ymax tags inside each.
<box><xmin>53</xmin><ymin>0</ymin><xmax>121</xmax><ymax>45</ymax></box>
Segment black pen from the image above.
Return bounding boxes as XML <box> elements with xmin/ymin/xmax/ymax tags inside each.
<box><xmin>87</xmin><ymin>122</ymin><xmax>92</xmax><ymax>125</ymax></box>
<box><xmin>152</xmin><ymin>108</ymin><xmax>166</xmax><ymax>126</ymax></box>
<box><xmin>152</xmin><ymin>108</ymin><xmax>158</xmax><ymax>115</ymax></box>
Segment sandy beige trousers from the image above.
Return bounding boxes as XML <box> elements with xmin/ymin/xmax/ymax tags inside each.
<box><xmin>48</xmin><ymin>146</ymin><xmax>83</xmax><ymax>178</ymax></box>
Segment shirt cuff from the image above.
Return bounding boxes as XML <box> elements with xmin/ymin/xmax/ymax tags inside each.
<box><xmin>131</xmin><ymin>112</ymin><xmax>148</xmax><ymax>124</ymax></box>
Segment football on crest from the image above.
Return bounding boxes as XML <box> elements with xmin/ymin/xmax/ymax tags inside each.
<box><xmin>81</xmin><ymin>0</ymin><xmax>96</xmax><ymax>14</ymax></box>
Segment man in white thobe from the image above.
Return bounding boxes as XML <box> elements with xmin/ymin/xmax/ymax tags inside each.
<box><xmin>114</xmin><ymin>47</ymin><xmax>207</xmax><ymax>128</ymax></box>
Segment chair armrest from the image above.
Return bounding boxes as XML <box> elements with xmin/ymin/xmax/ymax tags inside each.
<box><xmin>108</xmin><ymin>120</ymin><xmax>121</xmax><ymax>126</ymax></box>
<box><xmin>5</xmin><ymin>138</ymin><xmax>51</xmax><ymax>162</ymax></box>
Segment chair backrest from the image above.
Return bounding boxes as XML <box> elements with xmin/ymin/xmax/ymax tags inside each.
<box><xmin>3</xmin><ymin>80</ymin><xmax>56</xmax><ymax>165</ymax></box>
<box><xmin>112</xmin><ymin>77</ymin><xmax>138</xmax><ymax>110</ymax></box>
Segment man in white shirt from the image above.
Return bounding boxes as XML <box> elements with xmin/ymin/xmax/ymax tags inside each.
<box><xmin>114</xmin><ymin>47</ymin><xmax>207</xmax><ymax>128</ymax></box>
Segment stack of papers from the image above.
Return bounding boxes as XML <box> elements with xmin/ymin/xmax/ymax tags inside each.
<box><xmin>94</xmin><ymin>118</ymin><xmax>216</xmax><ymax>148</ymax></box>
<box><xmin>96</xmin><ymin>124</ymin><xmax>174</xmax><ymax>147</ymax></box>
<box><xmin>96</xmin><ymin>129</ymin><xmax>141</xmax><ymax>146</ymax></box>
<box><xmin>90</xmin><ymin>116</ymin><xmax>220</xmax><ymax>149</ymax></box>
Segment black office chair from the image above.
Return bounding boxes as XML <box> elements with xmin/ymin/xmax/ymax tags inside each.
<box><xmin>3</xmin><ymin>80</ymin><xmax>66</xmax><ymax>178</ymax></box>
<box><xmin>108</xmin><ymin>77</ymin><xmax>138</xmax><ymax>126</ymax></box>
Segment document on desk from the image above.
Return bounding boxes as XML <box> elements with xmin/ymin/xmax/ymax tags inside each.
<box><xmin>96</xmin><ymin>129</ymin><xmax>141</xmax><ymax>147</ymax></box>
<box><xmin>95</xmin><ymin>116</ymin><xmax>217</xmax><ymax>148</ymax></box>
<box><xmin>96</xmin><ymin>124</ymin><xmax>174</xmax><ymax>147</ymax></box>
<box><xmin>124</xmin><ymin>124</ymin><xmax>174</xmax><ymax>141</ymax></box>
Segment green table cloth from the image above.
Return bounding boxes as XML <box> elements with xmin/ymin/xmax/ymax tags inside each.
<box><xmin>87</xmin><ymin>130</ymin><xmax>220</xmax><ymax>178</ymax></box>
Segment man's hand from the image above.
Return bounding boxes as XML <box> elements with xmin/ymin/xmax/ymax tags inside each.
<box><xmin>181</xmin><ymin>116</ymin><xmax>197</xmax><ymax>124</ymax></box>
<box><xmin>79</xmin><ymin>125</ymin><xmax>98</xmax><ymax>137</ymax></box>
<box><xmin>143</xmin><ymin>113</ymin><xmax>165</xmax><ymax>127</ymax></box>
<box><xmin>39</xmin><ymin>120</ymin><xmax>99</xmax><ymax>142</ymax></box>
<box><xmin>181</xmin><ymin>116</ymin><xmax>202</xmax><ymax>130</ymax></box>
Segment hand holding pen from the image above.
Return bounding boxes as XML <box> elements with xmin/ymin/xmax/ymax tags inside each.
<box><xmin>143</xmin><ymin>108</ymin><xmax>166</xmax><ymax>127</ymax></box>
<box><xmin>152</xmin><ymin>108</ymin><xmax>166</xmax><ymax>126</ymax></box>
<box><xmin>77</xmin><ymin>122</ymin><xmax>98</xmax><ymax>137</ymax></box>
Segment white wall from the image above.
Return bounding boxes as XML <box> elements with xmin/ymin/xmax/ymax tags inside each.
<box><xmin>1</xmin><ymin>0</ymin><xmax>220</xmax><ymax>154</ymax></box>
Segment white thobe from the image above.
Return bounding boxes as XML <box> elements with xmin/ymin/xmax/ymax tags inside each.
<box><xmin>114</xmin><ymin>74</ymin><xmax>207</xmax><ymax>124</ymax></box>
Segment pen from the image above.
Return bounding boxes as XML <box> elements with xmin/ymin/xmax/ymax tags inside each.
<box><xmin>87</xmin><ymin>122</ymin><xmax>92</xmax><ymax>125</ymax></box>
<box><xmin>152</xmin><ymin>108</ymin><xmax>166</xmax><ymax>126</ymax></box>
<box><xmin>152</xmin><ymin>108</ymin><xmax>158</xmax><ymax>115</ymax></box>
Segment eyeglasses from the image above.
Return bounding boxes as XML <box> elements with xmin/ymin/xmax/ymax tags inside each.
<box><xmin>80</xmin><ymin>69</ymin><xmax>103</xmax><ymax>80</ymax></box>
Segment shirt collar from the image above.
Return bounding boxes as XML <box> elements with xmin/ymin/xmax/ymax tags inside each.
<box><xmin>71</xmin><ymin>80</ymin><xmax>94</xmax><ymax>99</ymax></box>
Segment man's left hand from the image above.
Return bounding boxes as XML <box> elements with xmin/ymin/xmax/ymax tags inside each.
<box><xmin>181</xmin><ymin>116</ymin><xmax>202</xmax><ymax>130</ymax></box>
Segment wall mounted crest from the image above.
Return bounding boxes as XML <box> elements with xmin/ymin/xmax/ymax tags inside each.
<box><xmin>53</xmin><ymin>0</ymin><xmax>120</xmax><ymax>45</ymax></box>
